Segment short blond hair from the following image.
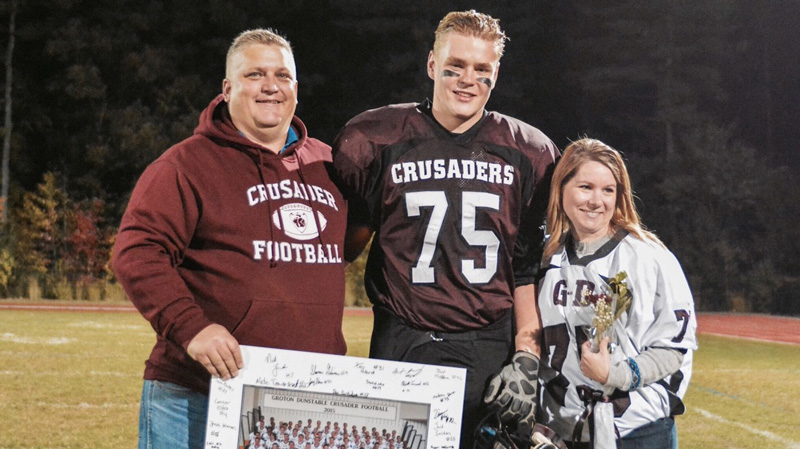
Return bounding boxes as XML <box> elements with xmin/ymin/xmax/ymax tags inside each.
<box><xmin>433</xmin><ymin>10</ymin><xmax>507</xmax><ymax>58</ymax></box>
<box><xmin>225</xmin><ymin>28</ymin><xmax>293</xmax><ymax>78</ymax></box>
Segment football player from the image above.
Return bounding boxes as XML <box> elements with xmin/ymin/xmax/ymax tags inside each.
<box><xmin>332</xmin><ymin>10</ymin><xmax>559</xmax><ymax>448</ymax></box>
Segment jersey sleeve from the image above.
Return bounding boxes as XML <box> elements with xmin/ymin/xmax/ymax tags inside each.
<box><xmin>628</xmin><ymin>243</ymin><xmax>698</xmax><ymax>352</ymax></box>
<box><xmin>512</xmin><ymin>196</ymin><xmax>545</xmax><ymax>286</ymax></box>
<box><xmin>651</xmin><ymin>248</ymin><xmax>698</xmax><ymax>350</ymax></box>
<box><xmin>331</xmin><ymin>121</ymin><xmax>379</xmax><ymax>229</ymax></box>
<box><xmin>512</xmin><ymin>138</ymin><xmax>559</xmax><ymax>287</ymax></box>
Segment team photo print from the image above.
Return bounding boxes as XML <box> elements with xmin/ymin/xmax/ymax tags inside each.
<box><xmin>204</xmin><ymin>346</ymin><xmax>466</xmax><ymax>449</ymax></box>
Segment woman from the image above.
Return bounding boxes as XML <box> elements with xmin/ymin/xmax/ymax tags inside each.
<box><xmin>536</xmin><ymin>138</ymin><xmax>697</xmax><ymax>449</ymax></box>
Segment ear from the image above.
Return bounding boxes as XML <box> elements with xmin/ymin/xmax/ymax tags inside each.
<box><xmin>491</xmin><ymin>62</ymin><xmax>500</xmax><ymax>89</ymax></box>
<box><xmin>222</xmin><ymin>78</ymin><xmax>231</xmax><ymax>102</ymax></box>
<box><xmin>426</xmin><ymin>50</ymin><xmax>436</xmax><ymax>81</ymax></box>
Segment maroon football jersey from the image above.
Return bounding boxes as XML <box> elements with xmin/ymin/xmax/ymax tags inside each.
<box><xmin>333</xmin><ymin>101</ymin><xmax>559</xmax><ymax>331</ymax></box>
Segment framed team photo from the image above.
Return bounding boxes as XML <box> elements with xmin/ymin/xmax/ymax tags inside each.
<box><xmin>204</xmin><ymin>345</ymin><xmax>466</xmax><ymax>449</ymax></box>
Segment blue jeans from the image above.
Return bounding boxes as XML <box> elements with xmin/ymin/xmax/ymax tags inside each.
<box><xmin>565</xmin><ymin>417</ymin><xmax>676</xmax><ymax>449</ymax></box>
<box><xmin>620</xmin><ymin>417</ymin><xmax>676</xmax><ymax>449</ymax></box>
<box><xmin>139</xmin><ymin>380</ymin><xmax>209</xmax><ymax>449</ymax></box>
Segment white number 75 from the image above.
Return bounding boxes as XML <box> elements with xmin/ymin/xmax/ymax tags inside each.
<box><xmin>405</xmin><ymin>191</ymin><xmax>500</xmax><ymax>284</ymax></box>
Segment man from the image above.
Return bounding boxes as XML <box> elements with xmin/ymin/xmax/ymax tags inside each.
<box><xmin>249</xmin><ymin>432</ymin><xmax>262</xmax><ymax>449</ymax></box>
<box><xmin>113</xmin><ymin>28</ymin><xmax>347</xmax><ymax>449</ymax></box>
<box><xmin>267</xmin><ymin>431</ymin><xmax>279</xmax><ymax>447</ymax></box>
<box><xmin>251</xmin><ymin>434</ymin><xmax>267</xmax><ymax>449</ymax></box>
<box><xmin>332</xmin><ymin>10</ymin><xmax>558</xmax><ymax>448</ymax></box>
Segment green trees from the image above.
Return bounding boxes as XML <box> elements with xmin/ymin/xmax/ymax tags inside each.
<box><xmin>0</xmin><ymin>1</ymin><xmax>796</xmax><ymax>310</ymax></box>
<box><xmin>564</xmin><ymin>0</ymin><xmax>733</xmax><ymax>159</ymax></box>
<box><xmin>1</xmin><ymin>0</ymin><xmax>16</xmax><ymax>224</ymax></box>
<box><xmin>555</xmin><ymin>1</ymin><xmax>796</xmax><ymax>313</ymax></box>
<box><xmin>7</xmin><ymin>172</ymin><xmax>115</xmax><ymax>299</ymax></box>
<box><xmin>629</xmin><ymin>124</ymin><xmax>789</xmax><ymax>312</ymax></box>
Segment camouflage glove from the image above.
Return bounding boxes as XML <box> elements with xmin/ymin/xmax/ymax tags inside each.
<box><xmin>483</xmin><ymin>351</ymin><xmax>540</xmax><ymax>428</ymax></box>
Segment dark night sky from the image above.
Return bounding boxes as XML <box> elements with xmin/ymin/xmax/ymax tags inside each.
<box><xmin>283</xmin><ymin>1</ymin><xmax>800</xmax><ymax>167</ymax></box>
<box><xmin>4</xmin><ymin>0</ymin><xmax>799</xmax><ymax>191</ymax></box>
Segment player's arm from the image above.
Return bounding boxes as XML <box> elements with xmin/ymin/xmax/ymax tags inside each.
<box><xmin>513</xmin><ymin>283</ymin><xmax>542</xmax><ymax>356</ymax></box>
<box><xmin>482</xmin><ymin>149</ymin><xmax>551</xmax><ymax>425</ymax></box>
<box><xmin>344</xmin><ymin>224</ymin><xmax>373</xmax><ymax>262</ymax></box>
<box><xmin>482</xmin><ymin>283</ymin><xmax>542</xmax><ymax>429</ymax></box>
<box><xmin>330</xmin><ymin>123</ymin><xmax>379</xmax><ymax>264</ymax></box>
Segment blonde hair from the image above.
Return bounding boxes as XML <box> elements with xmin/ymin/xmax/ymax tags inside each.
<box><xmin>542</xmin><ymin>138</ymin><xmax>663</xmax><ymax>261</ymax></box>
<box><xmin>433</xmin><ymin>10</ymin><xmax>507</xmax><ymax>58</ymax></box>
<box><xmin>225</xmin><ymin>28</ymin><xmax>293</xmax><ymax>78</ymax></box>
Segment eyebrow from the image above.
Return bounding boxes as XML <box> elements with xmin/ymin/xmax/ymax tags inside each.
<box><xmin>244</xmin><ymin>65</ymin><xmax>295</xmax><ymax>75</ymax></box>
<box><xmin>445</xmin><ymin>56</ymin><xmax>492</xmax><ymax>70</ymax></box>
<box><xmin>444</xmin><ymin>56</ymin><xmax>466</xmax><ymax>66</ymax></box>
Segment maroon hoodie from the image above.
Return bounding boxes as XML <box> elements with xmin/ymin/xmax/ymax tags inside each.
<box><xmin>113</xmin><ymin>95</ymin><xmax>347</xmax><ymax>393</ymax></box>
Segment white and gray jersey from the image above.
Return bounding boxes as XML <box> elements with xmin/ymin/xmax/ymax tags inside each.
<box><xmin>537</xmin><ymin>231</ymin><xmax>697</xmax><ymax>440</ymax></box>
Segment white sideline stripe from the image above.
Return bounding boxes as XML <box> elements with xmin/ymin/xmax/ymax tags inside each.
<box><xmin>35</xmin><ymin>401</ymin><xmax>138</xmax><ymax>409</ymax></box>
<box><xmin>68</xmin><ymin>321</ymin><xmax>146</xmax><ymax>330</ymax></box>
<box><xmin>0</xmin><ymin>370</ymin><xmax>135</xmax><ymax>377</ymax></box>
<box><xmin>696</xmin><ymin>408</ymin><xmax>800</xmax><ymax>449</ymax></box>
<box><xmin>1</xmin><ymin>333</ymin><xmax>74</xmax><ymax>345</ymax></box>
<box><xmin>700</xmin><ymin>331</ymin><xmax>799</xmax><ymax>346</ymax></box>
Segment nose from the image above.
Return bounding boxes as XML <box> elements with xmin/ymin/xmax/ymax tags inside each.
<box><xmin>586</xmin><ymin>190</ymin><xmax>603</xmax><ymax>208</ymax></box>
<box><xmin>457</xmin><ymin>68</ymin><xmax>476</xmax><ymax>86</ymax></box>
<box><xmin>261</xmin><ymin>75</ymin><xmax>279</xmax><ymax>93</ymax></box>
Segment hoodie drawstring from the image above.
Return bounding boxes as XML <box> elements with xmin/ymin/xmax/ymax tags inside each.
<box><xmin>294</xmin><ymin>152</ymin><xmax>326</xmax><ymax>249</ymax></box>
<box><xmin>255</xmin><ymin>150</ymin><xmax>279</xmax><ymax>268</ymax></box>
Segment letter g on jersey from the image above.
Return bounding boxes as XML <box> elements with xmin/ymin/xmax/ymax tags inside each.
<box><xmin>272</xmin><ymin>203</ymin><xmax>328</xmax><ymax>240</ymax></box>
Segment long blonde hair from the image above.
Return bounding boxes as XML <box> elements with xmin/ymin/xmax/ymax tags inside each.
<box><xmin>542</xmin><ymin>138</ymin><xmax>663</xmax><ymax>261</ymax></box>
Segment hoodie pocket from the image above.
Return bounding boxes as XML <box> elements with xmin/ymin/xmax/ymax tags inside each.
<box><xmin>229</xmin><ymin>299</ymin><xmax>255</xmax><ymax>335</ymax></box>
<box><xmin>229</xmin><ymin>300</ymin><xmax>346</xmax><ymax>355</ymax></box>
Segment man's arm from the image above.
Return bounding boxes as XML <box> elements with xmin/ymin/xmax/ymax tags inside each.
<box><xmin>113</xmin><ymin>160</ymin><xmax>243</xmax><ymax>380</ymax></box>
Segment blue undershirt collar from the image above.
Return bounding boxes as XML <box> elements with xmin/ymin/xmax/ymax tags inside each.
<box><xmin>281</xmin><ymin>126</ymin><xmax>299</xmax><ymax>153</ymax></box>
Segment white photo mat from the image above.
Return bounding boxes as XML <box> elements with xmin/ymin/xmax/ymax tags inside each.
<box><xmin>204</xmin><ymin>345</ymin><xmax>466</xmax><ymax>449</ymax></box>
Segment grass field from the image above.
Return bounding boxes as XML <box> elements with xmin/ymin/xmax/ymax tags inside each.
<box><xmin>1</xmin><ymin>307</ymin><xmax>799</xmax><ymax>449</ymax></box>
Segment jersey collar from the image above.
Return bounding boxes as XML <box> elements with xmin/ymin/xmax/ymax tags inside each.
<box><xmin>566</xmin><ymin>229</ymin><xmax>629</xmax><ymax>266</ymax></box>
<box><xmin>418</xmin><ymin>98</ymin><xmax>489</xmax><ymax>141</ymax></box>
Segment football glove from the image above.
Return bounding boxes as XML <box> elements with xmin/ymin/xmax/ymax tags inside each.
<box><xmin>483</xmin><ymin>351</ymin><xmax>540</xmax><ymax>428</ymax></box>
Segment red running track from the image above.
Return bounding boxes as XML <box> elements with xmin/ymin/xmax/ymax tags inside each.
<box><xmin>696</xmin><ymin>313</ymin><xmax>800</xmax><ymax>346</ymax></box>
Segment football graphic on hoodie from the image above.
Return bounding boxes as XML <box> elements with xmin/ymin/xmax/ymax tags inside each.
<box><xmin>272</xmin><ymin>203</ymin><xmax>328</xmax><ymax>240</ymax></box>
